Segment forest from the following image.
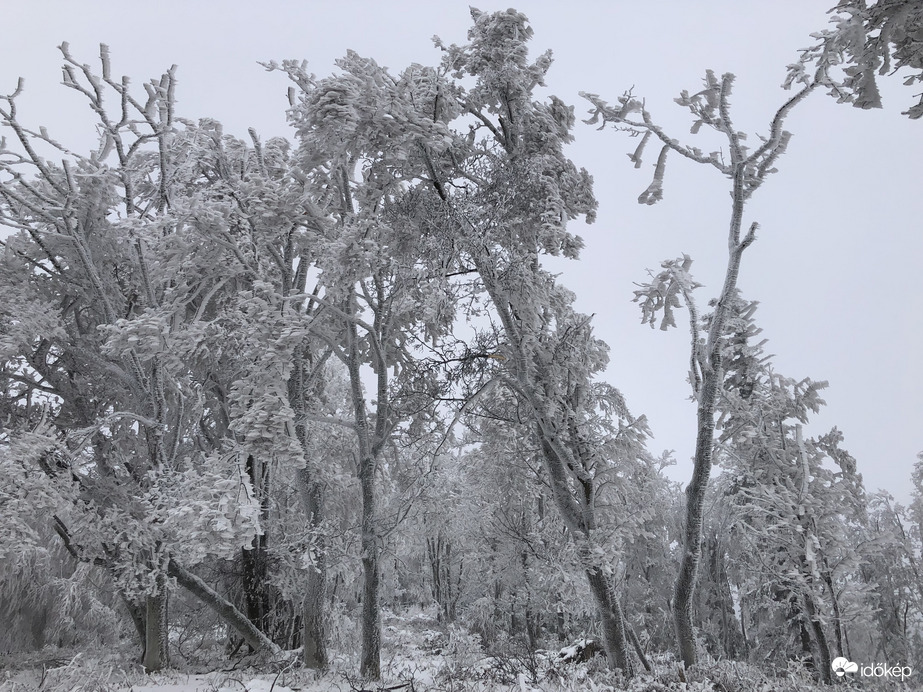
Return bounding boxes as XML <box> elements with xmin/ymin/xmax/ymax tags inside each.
<box><xmin>1</xmin><ymin>3</ymin><xmax>922</xmax><ymax>691</ymax></box>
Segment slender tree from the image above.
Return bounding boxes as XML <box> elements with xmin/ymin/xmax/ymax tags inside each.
<box><xmin>416</xmin><ymin>9</ymin><xmax>652</xmax><ymax>674</ymax></box>
<box><xmin>584</xmin><ymin>68</ymin><xmax>818</xmax><ymax>667</ymax></box>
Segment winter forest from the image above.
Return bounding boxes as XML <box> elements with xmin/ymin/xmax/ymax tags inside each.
<box><xmin>1</xmin><ymin>3</ymin><xmax>922</xmax><ymax>691</ymax></box>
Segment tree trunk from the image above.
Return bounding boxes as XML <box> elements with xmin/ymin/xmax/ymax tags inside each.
<box><xmin>142</xmin><ymin>577</ymin><xmax>169</xmax><ymax>673</ymax></box>
<box><xmin>294</xmin><ymin>464</ymin><xmax>328</xmax><ymax>668</ymax></box>
<box><xmin>242</xmin><ymin>453</ymin><xmax>277</xmax><ymax>643</ymax></box>
<box><xmin>344</xmin><ymin>297</ymin><xmax>382</xmax><ymax>681</ymax></box>
<box><xmin>586</xmin><ymin>566</ymin><xmax>634</xmax><ymax>676</ymax></box>
<box><xmin>803</xmin><ymin>589</ymin><xmax>833</xmax><ymax>685</ymax></box>
<box><xmin>295</xmin><ymin>464</ymin><xmax>329</xmax><ymax>669</ymax></box>
<box><xmin>241</xmin><ymin>541</ymin><xmax>268</xmax><ymax>636</ymax></box>
<box><xmin>122</xmin><ymin>594</ymin><xmax>146</xmax><ymax>646</ymax></box>
<box><xmin>288</xmin><ymin>339</ymin><xmax>330</xmax><ymax>669</ymax></box>
<box><xmin>302</xmin><ymin>559</ymin><xmax>327</xmax><ymax>669</ymax></box>
<box><xmin>822</xmin><ymin>568</ymin><xmax>845</xmax><ymax>659</ymax></box>
<box><xmin>532</xmin><ymin>409</ymin><xmax>635</xmax><ymax>675</ymax></box>
<box><xmin>673</xmin><ymin>372</ymin><xmax>719</xmax><ymax>669</ymax></box>
<box><xmin>673</xmin><ymin>182</ymin><xmax>754</xmax><ymax>668</ymax></box>
<box><xmin>359</xmin><ymin>456</ymin><xmax>381</xmax><ymax>680</ymax></box>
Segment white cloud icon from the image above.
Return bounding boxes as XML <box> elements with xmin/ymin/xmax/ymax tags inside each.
<box><xmin>831</xmin><ymin>657</ymin><xmax>859</xmax><ymax>676</ymax></box>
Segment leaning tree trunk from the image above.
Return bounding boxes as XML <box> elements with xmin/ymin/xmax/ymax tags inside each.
<box><xmin>122</xmin><ymin>594</ymin><xmax>146</xmax><ymax>645</ymax></box>
<box><xmin>536</xmin><ymin>431</ymin><xmax>635</xmax><ymax>675</ymax></box>
<box><xmin>466</xmin><ymin>260</ymin><xmax>638</xmax><ymax>676</ymax></box>
<box><xmin>585</xmin><ymin>566</ymin><xmax>635</xmax><ymax>675</ymax></box>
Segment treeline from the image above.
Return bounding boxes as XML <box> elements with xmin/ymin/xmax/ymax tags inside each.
<box><xmin>1</xmin><ymin>4</ymin><xmax>921</xmax><ymax>685</ymax></box>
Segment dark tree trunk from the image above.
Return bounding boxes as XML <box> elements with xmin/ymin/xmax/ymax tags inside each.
<box><xmin>142</xmin><ymin>576</ymin><xmax>169</xmax><ymax>673</ymax></box>
<box><xmin>359</xmin><ymin>456</ymin><xmax>381</xmax><ymax>680</ymax></box>
<box><xmin>241</xmin><ymin>540</ymin><xmax>269</xmax><ymax>635</ymax></box>
<box><xmin>242</xmin><ymin>453</ymin><xmax>275</xmax><ymax>641</ymax></box>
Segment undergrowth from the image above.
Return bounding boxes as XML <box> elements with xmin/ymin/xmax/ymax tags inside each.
<box><xmin>0</xmin><ymin>612</ymin><xmax>914</xmax><ymax>692</ymax></box>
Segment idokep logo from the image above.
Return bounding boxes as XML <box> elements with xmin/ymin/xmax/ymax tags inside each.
<box><xmin>831</xmin><ymin>656</ymin><xmax>913</xmax><ymax>681</ymax></box>
<box><xmin>831</xmin><ymin>657</ymin><xmax>858</xmax><ymax>677</ymax></box>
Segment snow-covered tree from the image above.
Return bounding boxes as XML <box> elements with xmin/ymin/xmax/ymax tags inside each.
<box><xmin>699</xmin><ymin>295</ymin><xmax>873</xmax><ymax>682</ymax></box>
<box><xmin>792</xmin><ymin>0</ymin><xmax>923</xmax><ymax>118</ymax></box>
<box><xmin>412</xmin><ymin>8</ymin><xmax>651</xmax><ymax>675</ymax></box>
<box><xmin>0</xmin><ymin>46</ymin><xmax>291</xmax><ymax>670</ymax></box>
<box><xmin>585</xmin><ymin>64</ymin><xmax>819</xmax><ymax>668</ymax></box>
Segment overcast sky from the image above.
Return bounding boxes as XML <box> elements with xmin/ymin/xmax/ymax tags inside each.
<box><xmin>2</xmin><ymin>1</ymin><xmax>921</xmax><ymax>501</ymax></box>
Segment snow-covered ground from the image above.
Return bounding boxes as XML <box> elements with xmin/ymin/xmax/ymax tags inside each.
<box><xmin>0</xmin><ymin>607</ymin><xmax>897</xmax><ymax>692</ymax></box>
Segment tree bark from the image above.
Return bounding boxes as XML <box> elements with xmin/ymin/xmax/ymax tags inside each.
<box><xmin>242</xmin><ymin>453</ymin><xmax>273</xmax><ymax>641</ymax></box>
<box><xmin>345</xmin><ymin>295</ymin><xmax>382</xmax><ymax>681</ymax></box>
<box><xmin>673</xmin><ymin>164</ymin><xmax>755</xmax><ymax>669</ymax></box>
<box><xmin>585</xmin><ymin>566</ymin><xmax>634</xmax><ymax>676</ymax></box>
<box><xmin>288</xmin><ymin>340</ymin><xmax>329</xmax><ymax>669</ymax></box>
<box><xmin>241</xmin><ymin>542</ymin><xmax>269</xmax><ymax>637</ymax></box>
<box><xmin>533</xmin><ymin>431</ymin><xmax>635</xmax><ymax>675</ymax></box>
<box><xmin>142</xmin><ymin>576</ymin><xmax>169</xmax><ymax>673</ymax></box>
<box><xmin>294</xmin><ymin>463</ymin><xmax>328</xmax><ymax>669</ymax></box>
<box><xmin>122</xmin><ymin>594</ymin><xmax>146</xmax><ymax>646</ymax></box>
<box><xmin>295</xmin><ymin>471</ymin><xmax>328</xmax><ymax>670</ymax></box>
<box><xmin>359</xmin><ymin>476</ymin><xmax>382</xmax><ymax>680</ymax></box>
<box><xmin>673</xmin><ymin>379</ymin><xmax>719</xmax><ymax>669</ymax></box>
<box><xmin>301</xmin><ymin>554</ymin><xmax>328</xmax><ymax>669</ymax></box>
<box><xmin>802</xmin><ymin>588</ymin><xmax>833</xmax><ymax>685</ymax></box>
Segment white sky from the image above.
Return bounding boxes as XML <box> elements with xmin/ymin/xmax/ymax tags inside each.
<box><xmin>2</xmin><ymin>1</ymin><xmax>921</xmax><ymax>501</ymax></box>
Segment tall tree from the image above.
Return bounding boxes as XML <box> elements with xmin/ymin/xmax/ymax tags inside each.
<box><xmin>270</xmin><ymin>48</ymin><xmax>463</xmax><ymax>679</ymax></box>
<box><xmin>704</xmin><ymin>295</ymin><xmax>871</xmax><ymax>681</ymax></box>
<box><xmin>414</xmin><ymin>9</ymin><xmax>651</xmax><ymax>674</ymax></box>
<box><xmin>0</xmin><ymin>46</ymin><xmax>291</xmax><ymax>668</ymax></box>
<box><xmin>584</xmin><ymin>67</ymin><xmax>818</xmax><ymax>667</ymax></box>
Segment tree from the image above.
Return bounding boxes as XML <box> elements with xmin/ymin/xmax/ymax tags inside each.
<box><xmin>268</xmin><ymin>47</ymin><xmax>465</xmax><ymax>679</ymax></box>
<box><xmin>793</xmin><ymin>0</ymin><xmax>923</xmax><ymax>118</ymax></box>
<box><xmin>584</xmin><ymin>67</ymin><xmax>818</xmax><ymax>667</ymax></box>
<box><xmin>0</xmin><ymin>46</ymin><xmax>291</xmax><ymax>669</ymax></box>
<box><xmin>410</xmin><ymin>9</ymin><xmax>653</xmax><ymax>675</ymax></box>
<box><xmin>861</xmin><ymin>491</ymin><xmax>923</xmax><ymax>668</ymax></box>
<box><xmin>701</xmin><ymin>295</ymin><xmax>873</xmax><ymax>681</ymax></box>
